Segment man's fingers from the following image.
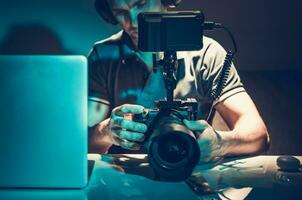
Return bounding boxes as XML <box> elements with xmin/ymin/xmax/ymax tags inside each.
<box><xmin>183</xmin><ymin>119</ymin><xmax>208</xmax><ymax>131</ymax></box>
<box><xmin>115</xmin><ymin>130</ymin><xmax>145</xmax><ymax>142</ymax></box>
<box><xmin>112</xmin><ymin>104</ymin><xmax>145</xmax><ymax>117</ymax></box>
<box><xmin>120</xmin><ymin>141</ymin><xmax>141</xmax><ymax>150</ymax></box>
<box><xmin>110</xmin><ymin>135</ymin><xmax>140</xmax><ymax>150</ymax></box>
<box><xmin>112</xmin><ymin>117</ymin><xmax>147</xmax><ymax>133</ymax></box>
<box><xmin>111</xmin><ymin>130</ymin><xmax>143</xmax><ymax>150</ymax></box>
<box><xmin>109</xmin><ymin>104</ymin><xmax>147</xmax><ymax>151</ymax></box>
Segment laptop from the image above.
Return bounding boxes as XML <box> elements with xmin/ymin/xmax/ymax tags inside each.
<box><xmin>0</xmin><ymin>55</ymin><xmax>88</xmax><ymax>188</ymax></box>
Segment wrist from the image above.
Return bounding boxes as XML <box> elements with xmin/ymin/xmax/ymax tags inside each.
<box><xmin>215</xmin><ymin>130</ymin><xmax>238</xmax><ymax>157</ymax></box>
<box><xmin>98</xmin><ymin>118</ymin><xmax>111</xmax><ymax>137</ymax></box>
<box><xmin>88</xmin><ymin>118</ymin><xmax>113</xmax><ymax>154</ymax></box>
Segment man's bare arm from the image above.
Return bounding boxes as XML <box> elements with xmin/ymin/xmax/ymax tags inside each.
<box><xmin>184</xmin><ymin>91</ymin><xmax>269</xmax><ymax>162</ymax></box>
<box><xmin>215</xmin><ymin>92</ymin><xmax>270</xmax><ymax>157</ymax></box>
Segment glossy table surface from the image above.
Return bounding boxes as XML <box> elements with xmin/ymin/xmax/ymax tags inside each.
<box><xmin>0</xmin><ymin>154</ymin><xmax>301</xmax><ymax>200</ymax></box>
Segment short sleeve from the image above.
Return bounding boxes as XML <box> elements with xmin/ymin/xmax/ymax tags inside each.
<box><xmin>199</xmin><ymin>38</ymin><xmax>245</xmax><ymax>105</ymax></box>
<box><xmin>87</xmin><ymin>46</ymin><xmax>110</xmax><ymax>105</ymax></box>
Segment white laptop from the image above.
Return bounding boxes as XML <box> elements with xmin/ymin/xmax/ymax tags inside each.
<box><xmin>0</xmin><ymin>55</ymin><xmax>88</xmax><ymax>188</ymax></box>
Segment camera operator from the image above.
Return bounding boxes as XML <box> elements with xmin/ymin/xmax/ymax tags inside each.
<box><xmin>88</xmin><ymin>0</ymin><xmax>270</xmax><ymax>163</ymax></box>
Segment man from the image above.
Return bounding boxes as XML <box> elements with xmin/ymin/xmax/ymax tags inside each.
<box><xmin>88</xmin><ymin>0</ymin><xmax>270</xmax><ymax>162</ymax></box>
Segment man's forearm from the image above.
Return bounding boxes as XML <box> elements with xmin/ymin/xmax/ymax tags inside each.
<box><xmin>213</xmin><ymin>92</ymin><xmax>270</xmax><ymax>157</ymax></box>
<box><xmin>217</xmin><ymin>117</ymin><xmax>270</xmax><ymax>157</ymax></box>
<box><xmin>88</xmin><ymin>119</ymin><xmax>113</xmax><ymax>154</ymax></box>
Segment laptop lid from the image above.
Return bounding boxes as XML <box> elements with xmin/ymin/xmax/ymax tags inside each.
<box><xmin>0</xmin><ymin>55</ymin><xmax>87</xmax><ymax>188</ymax></box>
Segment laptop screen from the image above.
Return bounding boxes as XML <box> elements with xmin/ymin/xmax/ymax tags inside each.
<box><xmin>0</xmin><ymin>55</ymin><xmax>87</xmax><ymax>188</ymax></box>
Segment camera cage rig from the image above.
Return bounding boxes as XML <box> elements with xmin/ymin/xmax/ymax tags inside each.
<box><xmin>135</xmin><ymin>10</ymin><xmax>238</xmax><ymax>181</ymax></box>
<box><xmin>153</xmin><ymin>51</ymin><xmax>198</xmax><ymax>119</ymax></box>
<box><xmin>138</xmin><ymin>10</ymin><xmax>238</xmax><ymax>121</ymax></box>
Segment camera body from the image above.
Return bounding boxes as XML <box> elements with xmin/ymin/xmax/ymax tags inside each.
<box><xmin>134</xmin><ymin>99</ymin><xmax>200</xmax><ymax>181</ymax></box>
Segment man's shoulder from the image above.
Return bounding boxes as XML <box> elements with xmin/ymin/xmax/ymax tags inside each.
<box><xmin>94</xmin><ymin>31</ymin><xmax>123</xmax><ymax>47</ymax></box>
<box><xmin>89</xmin><ymin>31</ymin><xmax>124</xmax><ymax>60</ymax></box>
<box><xmin>203</xmin><ymin>35</ymin><xmax>216</xmax><ymax>45</ymax></box>
<box><xmin>200</xmin><ymin>36</ymin><xmax>223</xmax><ymax>54</ymax></box>
<box><xmin>203</xmin><ymin>36</ymin><xmax>225</xmax><ymax>52</ymax></box>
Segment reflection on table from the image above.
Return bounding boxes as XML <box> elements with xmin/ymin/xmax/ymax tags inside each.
<box><xmin>0</xmin><ymin>154</ymin><xmax>301</xmax><ymax>200</ymax></box>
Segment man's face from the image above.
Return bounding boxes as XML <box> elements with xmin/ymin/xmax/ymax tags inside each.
<box><xmin>108</xmin><ymin>0</ymin><xmax>165</xmax><ymax>47</ymax></box>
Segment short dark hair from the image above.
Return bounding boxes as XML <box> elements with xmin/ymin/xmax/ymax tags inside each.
<box><xmin>94</xmin><ymin>0</ymin><xmax>182</xmax><ymax>25</ymax></box>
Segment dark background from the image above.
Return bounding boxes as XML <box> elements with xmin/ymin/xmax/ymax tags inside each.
<box><xmin>0</xmin><ymin>0</ymin><xmax>301</xmax><ymax>154</ymax></box>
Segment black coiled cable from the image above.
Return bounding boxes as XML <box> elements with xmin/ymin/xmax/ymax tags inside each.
<box><xmin>204</xmin><ymin>22</ymin><xmax>237</xmax><ymax>121</ymax></box>
<box><xmin>210</xmin><ymin>51</ymin><xmax>234</xmax><ymax>100</ymax></box>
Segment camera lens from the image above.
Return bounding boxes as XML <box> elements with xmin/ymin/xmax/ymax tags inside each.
<box><xmin>145</xmin><ymin>109</ymin><xmax>200</xmax><ymax>181</ymax></box>
<box><xmin>157</xmin><ymin>133</ymin><xmax>189</xmax><ymax>163</ymax></box>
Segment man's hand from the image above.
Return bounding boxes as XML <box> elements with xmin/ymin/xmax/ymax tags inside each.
<box><xmin>99</xmin><ymin>104</ymin><xmax>147</xmax><ymax>150</ymax></box>
<box><xmin>183</xmin><ymin>119</ymin><xmax>224</xmax><ymax>163</ymax></box>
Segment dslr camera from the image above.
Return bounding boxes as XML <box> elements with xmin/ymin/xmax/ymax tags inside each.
<box><xmin>135</xmin><ymin>11</ymin><xmax>205</xmax><ymax>181</ymax></box>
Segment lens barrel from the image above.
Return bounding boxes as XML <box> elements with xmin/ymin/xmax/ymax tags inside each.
<box><xmin>146</xmin><ymin>110</ymin><xmax>200</xmax><ymax>181</ymax></box>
